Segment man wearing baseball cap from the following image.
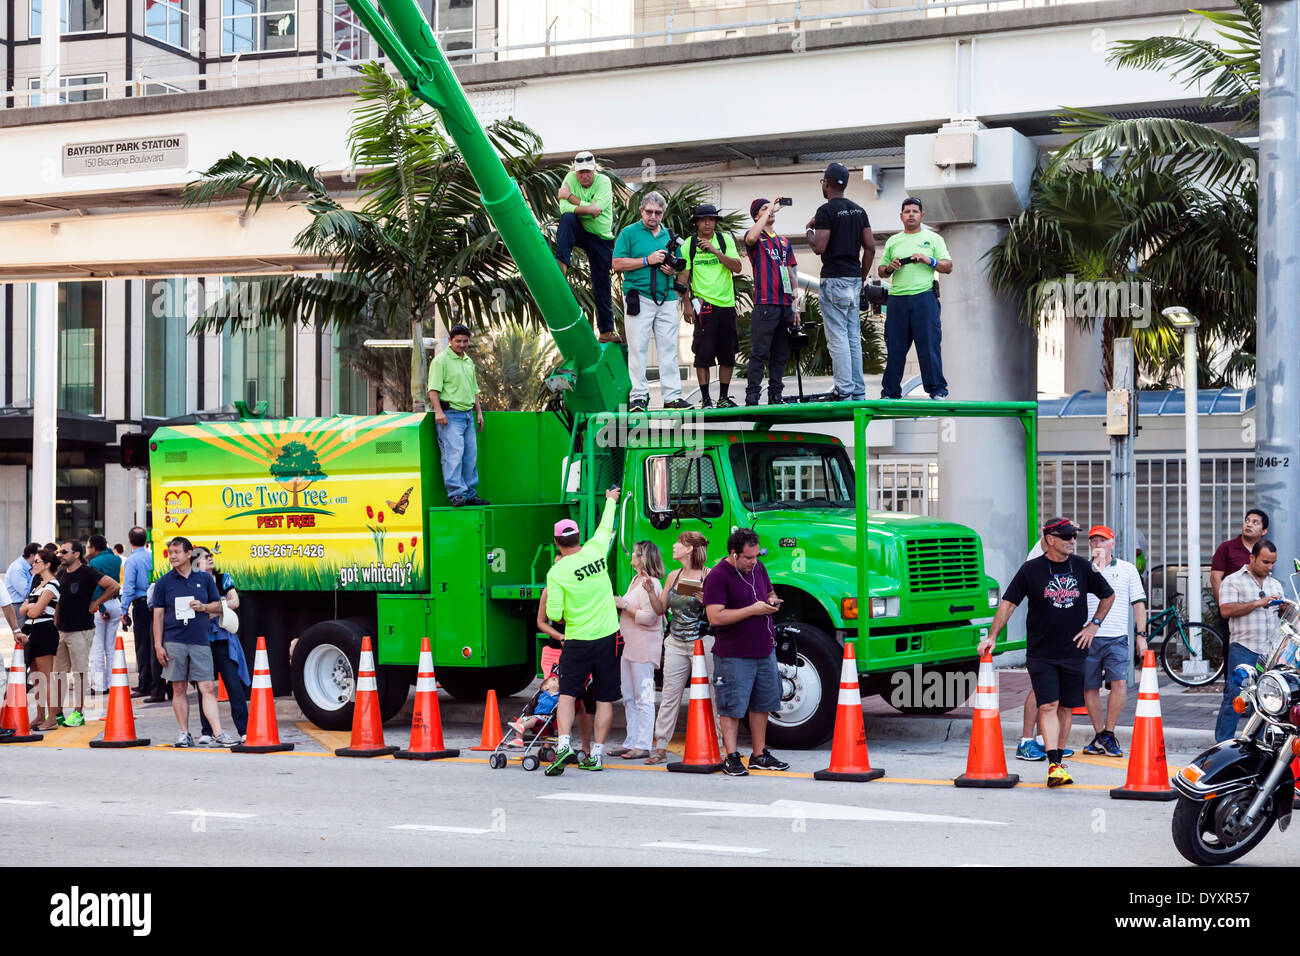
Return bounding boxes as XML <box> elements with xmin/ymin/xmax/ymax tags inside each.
<box><xmin>545</xmin><ymin>486</ymin><xmax>623</xmax><ymax>775</ymax></box>
<box><xmin>808</xmin><ymin>162</ymin><xmax>875</xmax><ymax>401</ymax></box>
<box><xmin>878</xmin><ymin>197</ymin><xmax>953</xmax><ymax>399</ymax></box>
<box><xmin>979</xmin><ymin>517</ymin><xmax>1116</xmax><ymax>786</ymax></box>
<box><xmin>743</xmin><ymin>196</ymin><xmax>800</xmax><ymax>405</ymax></box>
<box><xmin>556</xmin><ymin>150</ymin><xmax>620</xmax><ymax>343</ymax></box>
<box><xmin>680</xmin><ymin>203</ymin><xmax>744</xmax><ymax>408</ymax></box>
<box><xmin>1080</xmin><ymin>525</ymin><xmax>1148</xmax><ymax>757</ymax></box>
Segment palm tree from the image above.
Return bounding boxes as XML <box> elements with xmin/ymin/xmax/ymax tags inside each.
<box><xmin>470</xmin><ymin>323</ymin><xmax>561</xmax><ymax>411</ymax></box>
<box><xmin>182</xmin><ymin>62</ymin><xmax>569</xmax><ymax>411</ymax></box>
<box><xmin>987</xmin><ymin>0</ymin><xmax>1260</xmax><ymax>387</ymax></box>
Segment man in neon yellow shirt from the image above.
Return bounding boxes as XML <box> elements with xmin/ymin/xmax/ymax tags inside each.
<box><xmin>556</xmin><ymin>150</ymin><xmax>620</xmax><ymax>343</ymax></box>
<box><xmin>877</xmin><ymin>197</ymin><xmax>953</xmax><ymax>399</ymax></box>
<box><xmin>426</xmin><ymin>324</ymin><xmax>487</xmax><ymax>507</ymax></box>
<box><xmin>681</xmin><ymin>203</ymin><xmax>744</xmax><ymax>408</ymax></box>
<box><xmin>545</xmin><ymin>486</ymin><xmax>621</xmax><ymax>775</ymax></box>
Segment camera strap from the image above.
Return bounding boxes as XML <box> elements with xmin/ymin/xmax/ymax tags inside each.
<box><xmin>648</xmin><ymin>228</ymin><xmax>675</xmax><ymax>306</ymax></box>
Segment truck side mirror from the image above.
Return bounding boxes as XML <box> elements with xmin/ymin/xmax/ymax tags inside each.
<box><xmin>645</xmin><ymin>456</ymin><xmax>671</xmax><ymax>516</ymax></box>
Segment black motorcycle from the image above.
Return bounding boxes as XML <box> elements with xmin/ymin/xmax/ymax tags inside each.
<box><xmin>1172</xmin><ymin>570</ymin><xmax>1300</xmax><ymax>865</ymax></box>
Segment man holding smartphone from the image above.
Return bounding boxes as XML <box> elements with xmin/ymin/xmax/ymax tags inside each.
<box><xmin>703</xmin><ymin>528</ymin><xmax>790</xmax><ymax>775</ymax></box>
<box><xmin>744</xmin><ymin>196</ymin><xmax>800</xmax><ymax>406</ymax></box>
<box><xmin>1214</xmin><ymin>539</ymin><xmax>1289</xmax><ymax>742</ymax></box>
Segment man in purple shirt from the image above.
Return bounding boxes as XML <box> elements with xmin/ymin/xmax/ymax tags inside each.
<box><xmin>703</xmin><ymin>528</ymin><xmax>790</xmax><ymax>775</ymax></box>
<box><xmin>1211</xmin><ymin>508</ymin><xmax>1268</xmax><ymax>607</ymax></box>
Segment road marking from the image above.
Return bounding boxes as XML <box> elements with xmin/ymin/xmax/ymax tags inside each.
<box><xmin>642</xmin><ymin>841</ymin><xmax>767</xmax><ymax>855</ymax></box>
<box><xmin>168</xmin><ymin>809</ymin><xmax>258</xmax><ymax>819</ymax></box>
<box><xmin>540</xmin><ymin>792</ymin><xmax>1004</xmax><ymax>825</ymax></box>
<box><xmin>294</xmin><ymin>722</ymin><xmax>356</xmax><ymax>753</ymax></box>
<box><xmin>390</xmin><ymin>824</ymin><xmax>491</xmax><ymax>834</ymax></box>
<box><xmin>18</xmin><ymin>724</ymin><xmax>100</xmax><ymax>748</ymax></box>
<box><xmin>1065</xmin><ymin>754</ymin><xmax>1182</xmax><ymax>778</ymax></box>
<box><xmin>0</xmin><ymin>798</ymin><xmax>51</xmax><ymax>806</ymax></box>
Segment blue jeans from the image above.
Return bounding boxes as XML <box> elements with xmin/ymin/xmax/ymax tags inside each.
<box><xmin>1215</xmin><ymin>643</ymin><xmax>1262</xmax><ymax>742</ymax></box>
<box><xmin>882</xmin><ymin>289</ymin><xmax>946</xmax><ymax>398</ymax></box>
<box><xmin>819</xmin><ymin>276</ymin><xmax>865</xmax><ymax>399</ymax></box>
<box><xmin>436</xmin><ymin>409</ymin><xmax>479</xmax><ymax>501</ymax></box>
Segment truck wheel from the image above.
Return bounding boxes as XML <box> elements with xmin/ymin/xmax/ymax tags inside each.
<box><xmin>378</xmin><ymin>665</ymin><xmax>415</xmax><ymax>722</ymax></box>
<box><xmin>437</xmin><ymin>664</ymin><xmax>537</xmax><ymax>701</ymax></box>
<box><xmin>764</xmin><ymin>623</ymin><xmax>840</xmax><ymax>750</ymax></box>
<box><xmin>292</xmin><ymin>619</ymin><xmax>366</xmax><ymax>731</ymax></box>
<box><xmin>885</xmin><ymin>661</ymin><xmax>976</xmax><ymax>716</ymax></box>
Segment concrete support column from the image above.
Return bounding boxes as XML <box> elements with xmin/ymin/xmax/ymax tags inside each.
<box><xmin>31</xmin><ymin>283</ymin><xmax>59</xmax><ymax>542</ymax></box>
<box><xmin>936</xmin><ymin>221</ymin><xmax>1038</xmax><ymax>654</ymax></box>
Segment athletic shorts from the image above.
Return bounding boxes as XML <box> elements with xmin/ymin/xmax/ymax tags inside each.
<box><xmin>541</xmin><ymin>642</ymin><xmax>595</xmax><ymax>712</ymax></box>
<box><xmin>162</xmin><ymin>642</ymin><xmax>215</xmax><ymax>683</ymax></box>
<box><xmin>712</xmin><ymin>651</ymin><xmax>782</xmax><ymax>718</ymax></box>
<box><xmin>692</xmin><ymin>303</ymin><xmax>738</xmax><ymax>368</ymax></box>
<box><xmin>1085</xmin><ymin>635</ymin><xmax>1129</xmax><ymax>690</ymax></box>
<box><xmin>1027</xmin><ymin>657</ymin><xmax>1085</xmax><ymax>709</ymax></box>
<box><xmin>556</xmin><ymin>633</ymin><xmax>620</xmax><ymax>703</ymax></box>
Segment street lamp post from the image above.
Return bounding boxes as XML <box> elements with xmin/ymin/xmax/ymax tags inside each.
<box><xmin>1164</xmin><ymin>306</ymin><xmax>1204</xmax><ymax>677</ymax></box>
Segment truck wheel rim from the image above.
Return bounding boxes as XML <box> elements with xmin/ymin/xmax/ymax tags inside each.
<box><xmin>771</xmin><ymin>654</ymin><xmax>821</xmax><ymax>727</ymax></box>
<box><xmin>304</xmin><ymin>644</ymin><xmax>354</xmax><ymax>711</ymax></box>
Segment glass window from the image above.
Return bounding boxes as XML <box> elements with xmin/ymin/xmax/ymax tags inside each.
<box><xmin>57</xmin><ymin>467</ymin><xmax>105</xmax><ymax>541</ymax></box>
<box><xmin>27</xmin><ymin>73</ymin><xmax>107</xmax><ymax>104</ymax></box>
<box><xmin>28</xmin><ymin>282</ymin><xmax>104</xmax><ymax>416</ymax></box>
<box><xmin>331</xmin><ymin>331</ymin><xmax>371</xmax><ymax>415</ymax></box>
<box><xmin>420</xmin><ymin>0</ymin><xmax>474</xmax><ymax>59</ymax></box>
<box><xmin>220</xmin><ymin>301</ymin><xmax>294</xmax><ymax>417</ymax></box>
<box><xmin>144</xmin><ymin>0</ymin><xmax>190</xmax><ymax>48</ymax></box>
<box><xmin>644</xmin><ymin>453</ymin><xmax>725</xmax><ymax>520</ymax></box>
<box><xmin>30</xmin><ymin>0</ymin><xmax>106</xmax><ymax>36</ymax></box>
<box><xmin>222</xmin><ymin>0</ymin><xmax>296</xmax><ymax>54</ymax></box>
<box><xmin>326</xmin><ymin>0</ymin><xmax>364</xmax><ymax>60</ymax></box>
<box><xmin>144</xmin><ymin>279</ymin><xmax>190</xmax><ymax>419</ymax></box>
<box><xmin>729</xmin><ymin>442</ymin><xmax>855</xmax><ymax>511</ymax></box>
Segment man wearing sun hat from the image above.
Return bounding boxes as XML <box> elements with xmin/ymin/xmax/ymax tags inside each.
<box><xmin>1080</xmin><ymin>524</ymin><xmax>1148</xmax><ymax>758</ymax></box>
<box><xmin>556</xmin><ymin>150</ymin><xmax>619</xmax><ymax>343</ymax></box>
<box><xmin>545</xmin><ymin>486</ymin><xmax>623</xmax><ymax>776</ymax></box>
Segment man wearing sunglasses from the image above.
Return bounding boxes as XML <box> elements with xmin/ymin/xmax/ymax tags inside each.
<box><xmin>980</xmin><ymin>518</ymin><xmax>1115</xmax><ymax>787</ymax></box>
<box><xmin>1214</xmin><ymin>539</ymin><xmax>1289</xmax><ymax>742</ymax></box>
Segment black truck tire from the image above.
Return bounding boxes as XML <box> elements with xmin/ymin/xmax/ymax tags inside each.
<box><xmin>436</xmin><ymin>662</ymin><xmax>537</xmax><ymax>702</ymax></box>
<box><xmin>764</xmin><ymin>623</ymin><xmax>840</xmax><ymax>750</ymax></box>
<box><xmin>292</xmin><ymin>618</ymin><xmax>366</xmax><ymax>731</ymax></box>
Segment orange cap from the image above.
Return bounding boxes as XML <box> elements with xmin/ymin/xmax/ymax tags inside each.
<box><xmin>1088</xmin><ymin>525</ymin><xmax>1115</xmax><ymax>539</ymax></box>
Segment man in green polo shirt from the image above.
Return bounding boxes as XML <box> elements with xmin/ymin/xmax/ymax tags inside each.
<box><xmin>612</xmin><ymin>190</ymin><xmax>690</xmax><ymax>413</ymax></box>
<box><xmin>556</xmin><ymin>150</ymin><xmax>620</xmax><ymax>344</ymax></box>
<box><xmin>545</xmin><ymin>486</ymin><xmax>622</xmax><ymax>775</ymax></box>
<box><xmin>680</xmin><ymin>203</ymin><xmax>743</xmax><ymax>408</ymax></box>
<box><xmin>426</xmin><ymin>324</ymin><xmax>488</xmax><ymax>507</ymax></box>
<box><xmin>877</xmin><ymin>197</ymin><xmax>954</xmax><ymax>400</ymax></box>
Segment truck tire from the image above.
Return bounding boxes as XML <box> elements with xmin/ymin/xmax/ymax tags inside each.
<box><xmin>436</xmin><ymin>663</ymin><xmax>537</xmax><ymax>702</ymax></box>
<box><xmin>764</xmin><ymin>623</ymin><xmax>840</xmax><ymax>750</ymax></box>
<box><xmin>378</xmin><ymin>665</ymin><xmax>415</xmax><ymax>722</ymax></box>
<box><xmin>292</xmin><ymin>618</ymin><xmax>366</xmax><ymax>731</ymax></box>
<box><xmin>885</xmin><ymin>661</ymin><xmax>977</xmax><ymax>716</ymax></box>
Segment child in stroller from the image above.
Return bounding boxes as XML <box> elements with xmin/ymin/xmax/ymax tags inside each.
<box><xmin>507</xmin><ymin>673</ymin><xmax>560</xmax><ymax>745</ymax></box>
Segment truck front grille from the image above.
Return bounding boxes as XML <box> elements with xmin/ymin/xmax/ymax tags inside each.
<box><xmin>905</xmin><ymin>537</ymin><xmax>981</xmax><ymax>593</ymax></box>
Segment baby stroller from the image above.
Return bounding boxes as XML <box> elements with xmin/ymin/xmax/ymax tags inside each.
<box><xmin>487</xmin><ymin>643</ymin><xmax>579</xmax><ymax>771</ymax></box>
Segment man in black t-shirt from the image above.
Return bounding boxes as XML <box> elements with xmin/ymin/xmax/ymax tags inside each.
<box><xmin>808</xmin><ymin>163</ymin><xmax>875</xmax><ymax>401</ymax></box>
<box><xmin>979</xmin><ymin>517</ymin><xmax>1115</xmax><ymax>787</ymax></box>
<box><xmin>54</xmin><ymin>539</ymin><xmax>119</xmax><ymax>727</ymax></box>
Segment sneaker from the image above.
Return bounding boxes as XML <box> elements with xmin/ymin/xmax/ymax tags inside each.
<box><xmin>699</xmin><ymin>397</ymin><xmax>714</xmax><ymax>409</ymax></box>
<box><xmin>930</xmin><ymin>390</ymin><xmax>950</xmax><ymax>400</ymax></box>
<box><xmin>64</xmin><ymin>710</ymin><xmax>84</xmax><ymax>728</ymax></box>
<box><xmin>1099</xmin><ymin>731</ymin><xmax>1124</xmax><ymax>758</ymax></box>
<box><xmin>716</xmin><ymin>397</ymin><xmax>738</xmax><ymax>409</ymax></box>
<box><xmin>1015</xmin><ymin>738</ymin><xmax>1046</xmax><ymax>761</ymax></box>
<box><xmin>749</xmin><ymin>748</ymin><xmax>790</xmax><ymax>771</ymax></box>
<box><xmin>545</xmin><ymin>744</ymin><xmax>575</xmax><ymax>776</ymax></box>
<box><xmin>662</xmin><ymin>399</ymin><xmax>692</xmax><ymax>410</ymax></box>
<box><xmin>466</xmin><ymin>495</ymin><xmax>491</xmax><ymax>506</ymax></box>
<box><xmin>1047</xmin><ymin>762</ymin><xmax>1074</xmax><ymax>787</ymax></box>
<box><xmin>197</xmin><ymin>734</ymin><xmax>213</xmax><ymax>746</ymax></box>
<box><xmin>1062</xmin><ymin>747</ymin><xmax>1075</xmax><ymax>760</ymax></box>
<box><xmin>174</xmin><ymin>732</ymin><xmax>195</xmax><ymax>748</ymax></box>
<box><xmin>627</xmin><ymin>398</ymin><xmax>648</xmax><ymax>413</ymax></box>
<box><xmin>55</xmin><ymin>714</ymin><xmax>67</xmax><ymax>727</ymax></box>
<box><xmin>597</xmin><ymin>331</ymin><xmax>624</xmax><ymax>344</ymax></box>
<box><xmin>577</xmin><ymin>753</ymin><xmax>603</xmax><ymax>771</ymax></box>
<box><xmin>449</xmin><ymin>496</ymin><xmax>467</xmax><ymax>507</ymax></box>
<box><xmin>1082</xmin><ymin>735</ymin><xmax>1106</xmax><ymax>755</ymax></box>
<box><xmin>721</xmin><ymin>752</ymin><xmax>749</xmax><ymax>776</ymax></box>
<box><xmin>213</xmin><ymin>732</ymin><xmax>240</xmax><ymax>747</ymax></box>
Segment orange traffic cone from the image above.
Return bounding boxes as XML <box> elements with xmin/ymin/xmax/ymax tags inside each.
<box><xmin>954</xmin><ymin>652</ymin><xmax>1017</xmax><ymax>788</ymax></box>
<box><xmin>88</xmin><ymin>635</ymin><xmax>149</xmax><ymax>748</ymax></box>
<box><xmin>232</xmin><ymin>636</ymin><xmax>294</xmax><ymax>754</ymax></box>
<box><xmin>470</xmin><ymin>688</ymin><xmax>504</xmax><ymax>752</ymax></box>
<box><xmin>814</xmin><ymin>642</ymin><xmax>884</xmax><ymax>782</ymax></box>
<box><xmin>395</xmin><ymin>637</ymin><xmax>457</xmax><ymax>760</ymax></box>
<box><xmin>668</xmin><ymin>639</ymin><xmax>724</xmax><ymax>774</ymax></box>
<box><xmin>1111</xmin><ymin>649</ymin><xmax>1177</xmax><ymax>800</ymax></box>
<box><xmin>0</xmin><ymin>646</ymin><xmax>43</xmax><ymax>743</ymax></box>
<box><xmin>336</xmin><ymin>636</ymin><xmax>397</xmax><ymax>758</ymax></box>
<box><xmin>217</xmin><ymin>674</ymin><xmax>229</xmax><ymax>702</ymax></box>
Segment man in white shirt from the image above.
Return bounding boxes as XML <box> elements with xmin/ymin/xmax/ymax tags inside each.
<box><xmin>1080</xmin><ymin>525</ymin><xmax>1147</xmax><ymax>757</ymax></box>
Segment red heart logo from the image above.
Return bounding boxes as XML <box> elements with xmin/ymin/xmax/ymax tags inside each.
<box><xmin>164</xmin><ymin>490</ymin><xmax>193</xmax><ymax>529</ymax></box>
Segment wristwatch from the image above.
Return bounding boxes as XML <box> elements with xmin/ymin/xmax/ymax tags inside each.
<box><xmin>1089</xmin><ymin>617</ymin><xmax>1103</xmax><ymax>627</ymax></box>
<box><xmin>1135</xmin><ymin>629</ymin><xmax>1148</xmax><ymax>637</ymax></box>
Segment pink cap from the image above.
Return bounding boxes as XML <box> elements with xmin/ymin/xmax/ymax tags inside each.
<box><xmin>554</xmin><ymin>519</ymin><xmax>579</xmax><ymax>536</ymax></box>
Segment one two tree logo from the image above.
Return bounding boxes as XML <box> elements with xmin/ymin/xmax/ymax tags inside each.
<box><xmin>268</xmin><ymin>441</ymin><xmax>327</xmax><ymax>510</ymax></box>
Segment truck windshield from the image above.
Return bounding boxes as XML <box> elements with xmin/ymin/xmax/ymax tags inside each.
<box><xmin>729</xmin><ymin>442</ymin><xmax>855</xmax><ymax>511</ymax></box>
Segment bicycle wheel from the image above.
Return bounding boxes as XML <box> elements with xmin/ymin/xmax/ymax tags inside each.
<box><xmin>1159</xmin><ymin>621</ymin><xmax>1226</xmax><ymax>688</ymax></box>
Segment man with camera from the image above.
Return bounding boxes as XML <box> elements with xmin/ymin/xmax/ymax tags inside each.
<box><xmin>612</xmin><ymin>191</ymin><xmax>691</xmax><ymax>412</ymax></box>
<box><xmin>556</xmin><ymin>150</ymin><xmax>620</xmax><ymax>344</ymax></box>
<box><xmin>744</xmin><ymin>197</ymin><xmax>800</xmax><ymax>406</ymax></box>
<box><xmin>877</xmin><ymin>197</ymin><xmax>953</xmax><ymax>399</ymax></box>
<box><xmin>680</xmin><ymin>203</ymin><xmax>744</xmax><ymax>408</ymax></box>
<box><xmin>808</xmin><ymin>162</ymin><xmax>875</xmax><ymax>401</ymax></box>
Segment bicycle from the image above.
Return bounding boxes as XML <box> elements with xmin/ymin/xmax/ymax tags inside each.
<box><xmin>1152</xmin><ymin>591</ymin><xmax>1226</xmax><ymax>687</ymax></box>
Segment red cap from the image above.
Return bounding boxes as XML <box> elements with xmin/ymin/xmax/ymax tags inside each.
<box><xmin>1088</xmin><ymin>525</ymin><xmax>1115</xmax><ymax>540</ymax></box>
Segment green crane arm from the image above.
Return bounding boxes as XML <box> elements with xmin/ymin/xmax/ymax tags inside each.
<box><xmin>345</xmin><ymin>0</ymin><xmax>630</xmax><ymax>414</ymax></box>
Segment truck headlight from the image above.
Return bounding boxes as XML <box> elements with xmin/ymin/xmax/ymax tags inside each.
<box><xmin>869</xmin><ymin>596</ymin><xmax>900</xmax><ymax>619</ymax></box>
<box><xmin>987</xmin><ymin>587</ymin><xmax>1000</xmax><ymax>609</ymax></box>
